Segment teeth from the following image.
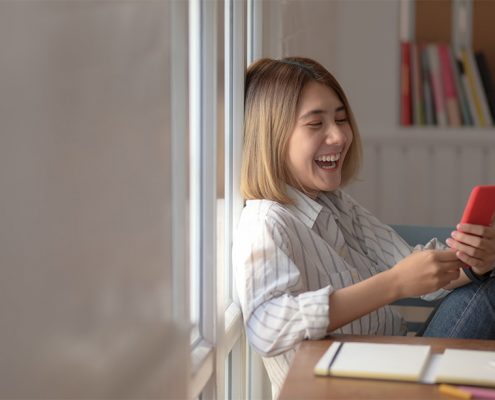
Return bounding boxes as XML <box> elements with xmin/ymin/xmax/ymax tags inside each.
<box><xmin>315</xmin><ymin>153</ymin><xmax>340</xmax><ymax>162</ymax></box>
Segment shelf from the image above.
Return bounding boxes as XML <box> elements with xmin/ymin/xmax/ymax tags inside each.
<box><xmin>363</xmin><ymin>127</ymin><xmax>495</xmax><ymax>145</ymax></box>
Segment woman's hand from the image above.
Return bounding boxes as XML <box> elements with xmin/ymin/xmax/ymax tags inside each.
<box><xmin>446</xmin><ymin>223</ymin><xmax>495</xmax><ymax>276</ymax></box>
<box><xmin>390</xmin><ymin>250</ymin><xmax>462</xmax><ymax>298</ymax></box>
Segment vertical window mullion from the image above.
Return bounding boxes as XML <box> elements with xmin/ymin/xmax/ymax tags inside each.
<box><xmin>199</xmin><ymin>0</ymin><xmax>217</xmax><ymax>351</ymax></box>
<box><xmin>247</xmin><ymin>0</ymin><xmax>262</xmax><ymax>65</ymax></box>
<box><xmin>225</xmin><ymin>0</ymin><xmax>248</xmax><ymax>398</ymax></box>
<box><xmin>189</xmin><ymin>0</ymin><xmax>202</xmax><ymax>341</ymax></box>
<box><xmin>189</xmin><ymin>0</ymin><xmax>218</xmax><ymax>397</ymax></box>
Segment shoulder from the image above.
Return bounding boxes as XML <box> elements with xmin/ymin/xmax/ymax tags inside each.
<box><xmin>235</xmin><ymin>199</ymin><xmax>301</xmax><ymax>251</ymax></box>
<box><xmin>239</xmin><ymin>199</ymin><xmax>296</xmax><ymax>228</ymax></box>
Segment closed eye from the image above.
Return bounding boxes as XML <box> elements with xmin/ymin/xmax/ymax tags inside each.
<box><xmin>307</xmin><ymin>121</ymin><xmax>323</xmax><ymax>127</ymax></box>
<box><xmin>335</xmin><ymin>118</ymin><xmax>348</xmax><ymax>125</ymax></box>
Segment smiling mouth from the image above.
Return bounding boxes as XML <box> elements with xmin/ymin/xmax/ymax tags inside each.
<box><xmin>314</xmin><ymin>153</ymin><xmax>340</xmax><ymax>169</ymax></box>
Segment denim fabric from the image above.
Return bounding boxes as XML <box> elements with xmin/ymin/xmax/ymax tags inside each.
<box><xmin>420</xmin><ymin>278</ymin><xmax>495</xmax><ymax>339</ymax></box>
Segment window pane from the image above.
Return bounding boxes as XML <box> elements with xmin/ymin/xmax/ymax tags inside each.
<box><xmin>189</xmin><ymin>0</ymin><xmax>202</xmax><ymax>338</ymax></box>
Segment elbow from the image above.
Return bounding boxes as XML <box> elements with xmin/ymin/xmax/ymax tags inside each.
<box><xmin>245</xmin><ymin>318</ymin><xmax>301</xmax><ymax>357</ymax></box>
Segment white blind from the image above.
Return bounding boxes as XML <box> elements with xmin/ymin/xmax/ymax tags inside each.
<box><xmin>0</xmin><ymin>1</ymin><xmax>186</xmax><ymax>398</ymax></box>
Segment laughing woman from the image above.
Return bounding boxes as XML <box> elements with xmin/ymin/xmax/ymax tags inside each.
<box><xmin>233</xmin><ymin>57</ymin><xmax>495</xmax><ymax>398</ymax></box>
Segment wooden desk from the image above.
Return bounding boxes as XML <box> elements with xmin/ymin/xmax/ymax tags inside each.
<box><xmin>278</xmin><ymin>335</ymin><xmax>495</xmax><ymax>399</ymax></box>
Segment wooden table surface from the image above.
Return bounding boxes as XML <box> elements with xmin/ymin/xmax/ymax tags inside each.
<box><xmin>278</xmin><ymin>334</ymin><xmax>495</xmax><ymax>399</ymax></box>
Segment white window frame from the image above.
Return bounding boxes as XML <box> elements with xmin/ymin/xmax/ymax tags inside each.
<box><xmin>188</xmin><ymin>0</ymin><xmax>251</xmax><ymax>399</ymax></box>
<box><xmin>189</xmin><ymin>0</ymin><xmax>218</xmax><ymax>396</ymax></box>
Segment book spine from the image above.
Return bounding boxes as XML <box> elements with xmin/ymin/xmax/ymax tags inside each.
<box><xmin>400</xmin><ymin>41</ymin><xmax>412</xmax><ymax>126</ymax></box>
<box><xmin>427</xmin><ymin>43</ymin><xmax>447</xmax><ymax>126</ymax></box>
<box><xmin>474</xmin><ymin>51</ymin><xmax>495</xmax><ymax>123</ymax></box>
<box><xmin>448</xmin><ymin>45</ymin><xmax>473</xmax><ymax>126</ymax></box>
<box><xmin>467</xmin><ymin>48</ymin><xmax>493</xmax><ymax>126</ymax></box>
<box><xmin>411</xmin><ymin>43</ymin><xmax>425</xmax><ymax>125</ymax></box>
<box><xmin>457</xmin><ymin>49</ymin><xmax>481</xmax><ymax>126</ymax></box>
<box><xmin>462</xmin><ymin>48</ymin><xmax>492</xmax><ymax>126</ymax></box>
<box><xmin>420</xmin><ymin>44</ymin><xmax>436</xmax><ymax>125</ymax></box>
<box><xmin>438</xmin><ymin>43</ymin><xmax>461</xmax><ymax>126</ymax></box>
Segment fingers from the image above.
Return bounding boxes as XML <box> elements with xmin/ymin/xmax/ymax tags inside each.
<box><xmin>450</xmin><ymin>229</ymin><xmax>484</xmax><ymax>248</ymax></box>
<box><xmin>429</xmin><ymin>249</ymin><xmax>463</xmax><ymax>262</ymax></box>
<box><xmin>447</xmin><ymin>224</ymin><xmax>495</xmax><ymax>271</ymax></box>
<box><xmin>456</xmin><ymin>250</ymin><xmax>495</xmax><ymax>273</ymax></box>
<box><xmin>457</xmin><ymin>223</ymin><xmax>495</xmax><ymax>239</ymax></box>
<box><xmin>446</xmin><ymin>236</ymin><xmax>485</xmax><ymax>258</ymax></box>
<box><xmin>435</xmin><ymin>263</ymin><xmax>461</xmax><ymax>288</ymax></box>
<box><xmin>444</xmin><ymin>267</ymin><xmax>461</xmax><ymax>282</ymax></box>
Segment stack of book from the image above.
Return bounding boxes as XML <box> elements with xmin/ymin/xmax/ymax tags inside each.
<box><xmin>400</xmin><ymin>41</ymin><xmax>495</xmax><ymax>127</ymax></box>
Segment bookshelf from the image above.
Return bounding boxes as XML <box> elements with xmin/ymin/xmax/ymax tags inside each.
<box><xmin>345</xmin><ymin>0</ymin><xmax>495</xmax><ymax>225</ymax></box>
<box><xmin>400</xmin><ymin>0</ymin><xmax>495</xmax><ymax>129</ymax></box>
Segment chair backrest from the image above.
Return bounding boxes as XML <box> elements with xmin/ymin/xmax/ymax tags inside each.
<box><xmin>390</xmin><ymin>224</ymin><xmax>453</xmax><ymax>246</ymax></box>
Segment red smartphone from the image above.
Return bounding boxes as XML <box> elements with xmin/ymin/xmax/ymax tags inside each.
<box><xmin>460</xmin><ymin>185</ymin><xmax>495</xmax><ymax>226</ymax></box>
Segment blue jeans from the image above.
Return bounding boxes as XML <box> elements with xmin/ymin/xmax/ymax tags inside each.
<box><xmin>419</xmin><ymin>277</ymin><xmax>495</xmax><ymax>339</ymax></box>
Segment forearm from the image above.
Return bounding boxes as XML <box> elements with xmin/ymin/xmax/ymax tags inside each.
<box><xmin>327</xmin><ymin>269</ymin><xmax>400</xmax><ymax>332</ymax></box>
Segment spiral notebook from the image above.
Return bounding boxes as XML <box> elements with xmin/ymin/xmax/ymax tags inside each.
<box><xmin>314</xmin><ymin>341</ymin><xmax>495</xmax><ymax>388</ymax></box>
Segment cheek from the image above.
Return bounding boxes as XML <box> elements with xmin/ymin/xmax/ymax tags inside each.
<box><xmin>343</xmin><ymin>129</ymin><xmax>353</xmax><ymax>154</ymax></box>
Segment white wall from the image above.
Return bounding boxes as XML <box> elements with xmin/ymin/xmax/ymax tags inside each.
<box><xmin>0</xmin><ymin>1</ymin><xmax>186</xmax><ymax>397</ymax></box>
<box><xmin>262</xmin><ymin>0</ymin><xmax>400</xmax><ymax>133</ymax></box>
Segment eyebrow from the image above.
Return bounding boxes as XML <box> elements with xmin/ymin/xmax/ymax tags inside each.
<box><xmin>298</xmin><ymin>105</ymin><xmax>346</xmax><ymax>121</ymax></box>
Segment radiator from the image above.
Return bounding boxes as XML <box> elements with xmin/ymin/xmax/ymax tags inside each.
<box><xmin>346</xmin><ymin>132</ymin><xmax>495</xmax><ymax>226</ymax></box>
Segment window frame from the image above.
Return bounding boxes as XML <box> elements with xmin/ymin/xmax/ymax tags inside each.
<box><xmin>188</xmin><ymin>0</ymin><xmax>250</xmax><ymax>398</ymax></box>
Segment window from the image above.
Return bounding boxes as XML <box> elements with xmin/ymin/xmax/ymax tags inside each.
<box><xmin>176</xmin><ymin>0</ymin><xmax>271</xmax><ymax>398</ymax></box>
<box><xmin>187</xmin><ymin>0</ymin><xmax>250</xmax><ymax>398</ymax></box>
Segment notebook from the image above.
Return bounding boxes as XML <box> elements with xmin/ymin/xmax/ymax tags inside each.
<box><xmin>314</xmin><ymin>341</ymin><xmax>495</xmax><ymax>388</ymax></box>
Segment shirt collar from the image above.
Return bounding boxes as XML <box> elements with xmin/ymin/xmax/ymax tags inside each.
<box><xmin>285</xmin><ymin>186</ymin><xmax>323</xmax><ymax>228</ymax></box>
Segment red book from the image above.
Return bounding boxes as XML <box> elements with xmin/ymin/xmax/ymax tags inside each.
<box><xmin>438</xmin><ymin>43</ymin><xmax>461</xmax><ymax>126</ymax></box>
<box><xmin>400</xmin><ymin>41</ymin><xmax>412</xmax><ymax>126</ymax></box>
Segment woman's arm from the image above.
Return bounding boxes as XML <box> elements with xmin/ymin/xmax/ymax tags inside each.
<box><xmin>327</xmin><ymin>249</ymin><xmax>461</xmax><ymax>332</ymax></box>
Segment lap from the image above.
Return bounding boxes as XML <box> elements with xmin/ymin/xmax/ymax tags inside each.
<box><xmin>420</xmin><ymin>277</ymin><xmax>495</xmax><ymax>340</ymax></box>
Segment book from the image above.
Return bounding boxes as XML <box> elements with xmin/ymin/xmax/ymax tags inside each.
<box><xmin>420</xmin><ymin>44</ymin><xmax>436</xmax><ymax>125</ymax></box>
<box><xmin>426</xmin><ymin>43</ymin><xmax>448</xmax><ymax>126</ymax></box>
<box><xmin>435</xmin><ymin>349</ymin><xmax>495</xmax><ymax>387</ymax></box>
<box><xmin>400</xmin><ymin>41</ymin><xmax>412</xmax><ymax>126</ymax></box>
<box><xmin>438</xmin><ymin>43</ymin><xmax>462</xmax><ymax>126</ymax></box>
<box><xmin>461</xmin><ymin>48</ymin><xmax>493</xmax><ymax>127</ymax></box>
<box><xmin>314</xmin><ymin>341</ymin><xmax>495</xmax><ymax>388</ymax></box>
<box><xmin>410</xmin><ymin>43</ymin><xmax>425</xmax><ymax>125</ymax></box>
<box><xmin>315</xmin><ymin>341</ymin><xmax>431</xmax><ymax>382</ymax></box>
<box><xmin>475</xmin><ymin>51</ymin><xmax>495</xmax><ymax>123</ymax></box>
<box><xmin>448</xmin><ymin>45</ymin><xmax>473</xmax><ymax>126</ymax></box>
<box><xmin>456</xmin><ymin>49</ymin><xmax>480</xmax><ymax>126</ymax></box>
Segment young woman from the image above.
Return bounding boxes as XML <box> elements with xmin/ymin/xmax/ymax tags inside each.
<box><xmin>233</xmin><ymin>57</ymin><xmax>495</xmax><ymax>398</ymax></box>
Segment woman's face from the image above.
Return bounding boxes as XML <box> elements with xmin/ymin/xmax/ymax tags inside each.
<box><xmin>287</xmin><ymin>81</ymin><xmax>353</xmax><ymax>198</ymax></box>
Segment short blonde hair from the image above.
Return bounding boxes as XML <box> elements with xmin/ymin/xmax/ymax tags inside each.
<box><xmin>241</xmin><ymin>57</ymin><xmax>362</xmax><ymax>204</ymax></box>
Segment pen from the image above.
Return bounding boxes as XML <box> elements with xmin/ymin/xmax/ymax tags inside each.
<box><xmin>438</xmin><ymin>384</ymin><xmax>472</xmax><ymax>399</ymax></box>
<box><xmin>458</xmin><ymin>386</ymin><xmax>495</xmax><ymax>400</ymax></box>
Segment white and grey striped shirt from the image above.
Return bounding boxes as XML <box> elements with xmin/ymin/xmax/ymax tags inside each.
<box><xmin>233</xmin><ymin>187</ymin><xmax>448</xmax><ymax>398</ymax></box>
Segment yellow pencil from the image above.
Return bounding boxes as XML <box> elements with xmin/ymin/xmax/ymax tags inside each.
<box><xmin>438</xmin><ymin>384</ymin><xmax>472</xmax><ymax>399</ymax></box>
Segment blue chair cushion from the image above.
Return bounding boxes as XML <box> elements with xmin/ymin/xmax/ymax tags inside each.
<box><xmin>391</xmin><ymin>224</ymin><xmax>453</xmax><ymax>246</ymax></box>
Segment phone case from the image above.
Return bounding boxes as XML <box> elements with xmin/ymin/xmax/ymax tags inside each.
<box><xmin>460</xmin><ymin>185</ymin><xmax>495</xmax><ymax>226</ymax></box>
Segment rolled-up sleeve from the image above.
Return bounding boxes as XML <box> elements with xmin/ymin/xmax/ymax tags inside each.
<box><xmin>234</xmin><ymin>214</ymin><xmax>332</xmax><ymax>357</ymax></box>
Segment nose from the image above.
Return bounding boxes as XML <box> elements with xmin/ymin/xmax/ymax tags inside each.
<box><xmin>324</xmin><ymin>123</ymin><xmax>347</xmax><ymax>146</ymax></box>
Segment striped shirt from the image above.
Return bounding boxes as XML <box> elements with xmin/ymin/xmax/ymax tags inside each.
<box><xmin>233</xmin><ymin>187</ymin><xmax>448</xmax><ymax>398</ymax></box>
